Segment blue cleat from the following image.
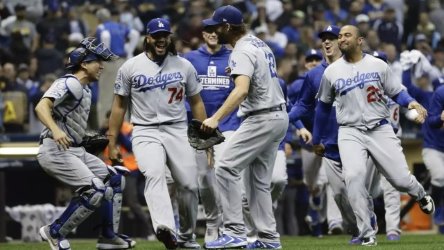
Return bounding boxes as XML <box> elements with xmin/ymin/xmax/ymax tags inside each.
<box><xmin>246</xmin><ymin>240</ymin><xmax>282</xmax><ymax>249</ymax></box>
<box><xmin>204</xmin><ymin>234</ymin><xmax>247</xmax><ymax>249</ymax></box>
<box><xmin>386</xmin><ymin>233</ymin><xmax>400</xmax><ymax>241</ymax></box>
<box><xmin>349</xmin><ymin>236</ymin><xmax>362</xmax><ymax>245</ymax></box>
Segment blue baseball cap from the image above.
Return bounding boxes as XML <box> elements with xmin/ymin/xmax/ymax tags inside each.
<box><xmin>318</xmin><ymin>25</ymin><xmax>340</xmax><ymax>39</ymax></box>
<box><xmin>372</xmin><ymin>51</ymin><xmax>388</xmax><ymax>63</ymax></box>
<box><xmin>305</xmin><ymin>49</ymin><xmax>323</xmax><ymax>61</ymax></box>
<box><xmin>202</xmin><ymin>5</ymin><xmax>243</xmax><ymax>26</ymax></box>
<box><xmin>146</xmin><ymin>18</ymin><xmax>172</xmax><ymax>35</ymax></box>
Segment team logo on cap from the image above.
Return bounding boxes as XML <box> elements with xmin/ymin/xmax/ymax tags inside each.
<box><xmin>327</xmin><ymin>26</ymin><xmax>332</xmax><ymax>31</ymax></box>
<box><xmin>158</xmin><ymin>20</ymin><xmax>164</xmax><ymax>28</ymax></box>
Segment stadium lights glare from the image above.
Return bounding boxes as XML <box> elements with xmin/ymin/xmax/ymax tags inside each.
<box><xmin>0</xmin><ymin>143</ymin><xmax>39</xmax><ymax>158</ymax></box>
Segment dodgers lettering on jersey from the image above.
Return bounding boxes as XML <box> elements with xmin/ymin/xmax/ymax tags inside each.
<box><xmin>114</xmin><ymin>53</ymin><xmax>202</xmax><ymax>125</ymax></box>
<box><xmin>184</xmin><ymin>45</ymin><xmax>240</xmax><ymax>132</ymax></box>
<box><xmin>229</xmin><ymin>34</ymin><xmax>285</xmax><ymax>114</ymax></box>
<box><xmin>317</xmin><ymin>54</ymin><xmax>403</xmax><ymax>130</ymax></box>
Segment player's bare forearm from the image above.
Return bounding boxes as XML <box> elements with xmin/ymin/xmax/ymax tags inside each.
<box><xmin>35</xmin><ymin>98</ymin><xmax>61</xmax><ymax>133</ymax></box>
<box><xmin>212</xmin><ymin>75</ymin><xmax>249</xmax><ymax>121</ymax></box>
<box><xmin>189</xmin><ymin>93</ymin><xmax>207</xmax><ymax>121</ymax></box>
<box><xmin>108</xmin><ymin>95</ymin><xmax>127</xmax><ymax>146</ymax></box>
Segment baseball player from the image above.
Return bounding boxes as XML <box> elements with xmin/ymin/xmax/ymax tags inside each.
<box><xmin>425</xmin><ymin>84</ymin><xmax>444</xmax><ymax>225</ymax></box>
<box><xmin>313</xmin><ymin>25</ymin><xmax>434</xmax><ymax>246</ymax></box>
<box><xmin>401</xmin><ymin>50</ymin><xmax>444</xmax><ymax>227</ymax></box>
<box><xmin>289</xmin><ymin>25</ymin><xmax>367</xmax><ymax>243</ymax></box>
<box><xmin>288</xmin><ymin>48</ymin><xmax>331</xmax><ymax>237</ymax></box>
<box><xmin>35</xmin><ymin>37</ymin><xmax>135</xmax><ymax>250</ymax></box>
<box><xmin>183</xmin><ymin>21</ymin><xmax>241</xmax><ymax>243</ymax></box>
<box><xmin>107</xmin><ymin>18</ymin><xmax>207</xmax><ymax>249</ymax></box>
<box><xmin>200</xmin><ymin>5</ymin><xmax>288</xmax><ymax>249</ymax></box>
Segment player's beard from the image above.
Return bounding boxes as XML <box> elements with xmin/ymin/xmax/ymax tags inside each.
<box><xmin>146</xmin><ymin>42</ymin><xmax>169</xmax><ymax>62</ymax></box>
<box><xmin>216</xmin><ymin>31</ymin><xmax>229</xmax><ymax>45</ymax></box>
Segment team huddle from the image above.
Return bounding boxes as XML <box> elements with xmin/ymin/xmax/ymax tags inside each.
<box><xmin>34</xmin><ymin>4</ymin><xmax>438</xmax><ymax>250</ymax></box>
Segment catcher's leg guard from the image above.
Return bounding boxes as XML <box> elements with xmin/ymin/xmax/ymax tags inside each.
<box><xmin>50</xmin><ymin>178</ymin><xmax>111</xmax><ymax>238</ymax></box>
<box><xmin>100</xmin><ymin>166</ymin><xmax>129</xmax><ymax>237</ymax></box>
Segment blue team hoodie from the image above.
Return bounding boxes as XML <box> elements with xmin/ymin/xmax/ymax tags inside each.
<box><xmin>184</xmin><ymin>45</ymin><xmax>241</xmax><ymax>132</ymax></box>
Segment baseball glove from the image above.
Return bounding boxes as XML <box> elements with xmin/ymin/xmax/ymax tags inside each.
<box><xmin>188</xmin><ymin>119</ymin><xmax>225</xmax><ymax>150</ymax></box>
<box><xmin>81</xmin><ymin>131</ymin><xmax>109</xmax><ymax>155</ymax></box>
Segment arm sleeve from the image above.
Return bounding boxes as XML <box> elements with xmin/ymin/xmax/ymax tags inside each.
<box><xmin>288</xmin><ymin>76</ymin><xmax>316</xmax><ymax>122</ymax></box>
<box><xmin>427</xmin><ymin>89</ymin><xmax>444</xmax><ymax>128</ymax></box>
<box><xmin>292</xmin><ymin>120</ymin><xmax>305</xmax><ymax>129</ymax></box>
<box><xmin>402</xmin><ymin>69</ymin><xmax>427</xmax><ymax>99</ymax></box>
<box><xmin>392</xmin><ymin>90</ymin><xmax>415</xmax><ymax>108</ymax></box>
<box><xmin>312</xmin><ymin>101</ymin><xmax>332</xmax><ymax>145</ymax></box>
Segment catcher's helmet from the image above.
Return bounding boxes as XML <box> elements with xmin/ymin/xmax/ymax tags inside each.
<box><xmin>65</xmin><ymin>37</ymin><xmax>118</xmax><ymax>69</ymax></box>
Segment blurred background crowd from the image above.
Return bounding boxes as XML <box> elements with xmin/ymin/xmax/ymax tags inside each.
<box><xmin>0</xmin><ymin>0</ymin><xmax>443</xmax><ymax>135</ymax></box>
<box><xmin>1</xmin><ymin>0</ymin><xmax>444</xmax><ymax>242</ymax></box>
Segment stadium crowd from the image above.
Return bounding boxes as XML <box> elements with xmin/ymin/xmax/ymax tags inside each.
<box><xmin>2</xmin><ymin>0</ymin><xmax>444</xmax><ymax>246</ymax></box>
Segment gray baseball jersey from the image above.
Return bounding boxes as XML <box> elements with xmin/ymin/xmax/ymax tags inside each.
<box><xmin>216</xmin><ymin>34</ymin><xmax>288</xmax><ymax>243</ymax></box>
<box><xmin>114</xmin><ymin>53</ymin><xmax>202</xmax><ymax>125</ymax></box>
<box><xmin>318</xmin><ymin>54</ymin><xmax>403</xmax><ymax>129</ymax></box>
<box><xmin>114</xmin><ymin>52</ymin><xmax>201</xmax><ymax>241</ymax></box>
<box><xmin>229</xmin><ymin>34</ymin><xmax>285</xmax><ymax>114</ymax></box>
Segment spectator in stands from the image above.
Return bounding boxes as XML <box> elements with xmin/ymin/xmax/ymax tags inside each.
<box><xmin>374</xmin><ymin>7</ymin><xmax>403</xmax><ymax>51</ymax></box>
<box><xmin>36</xmin><ymin>4</ymin><xmax>70</xmax><ymax>54</ymax></box>
<box><xmin>2</xmin><ymin>62</ymin><xmax>28</xmax><ymax>133</ymax></box>
<box><xmin>266</xmin><ymin>21</ymin><xmax>288</xmax><ymax>50</ymax></box>
<box><xmin>364</xmin><ymin>0</ymin><xmax>388</xmax><ymax>25</ymax></box>
<box><xmin>324</xmin><ymin>0</ymin><xmax>348</xmax><ymax>26</ymax></box>
<box><xmin>345</xmin><ymin>0</ymin><xmax>365</xmax><ymax>25</ymax></box>
<box><xmin>35</xmin><ymin>34</ymin><xmax>65</xmax><ymax>78</ymax></box>
<box><xmin>280</xmin><ymin>10</ymin><xmax>304</xmax><ymax>44</ymax></box>
<box><xmin>428</xmin><ymin>0</ymin><xmax>444</xmax><ymax>38</ymax></box>
<box><xmin>416</xmin><ymin>12</ymin><xmax>442</xmax><ymax>49</ymax></box>
<box><xmin>356</xmin><ymin>14</ymin><xmax>371</xmax><ymax>36</ymax></box>
<box><xmin>66</xmin><ymin>6</ymin><xmax>88</xmax><ymax>40</ymax></box>
<box><xmin>28</xmin><ymin>73</ymin><xmax>55</xmax><ymax>134</ymax></box>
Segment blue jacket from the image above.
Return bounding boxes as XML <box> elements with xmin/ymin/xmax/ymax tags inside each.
<box><xmin>425</xmin><ymin>85</ymin><xmax>444</xmax><ymax>152</ymax></box>
<box><xmin>184</xmin><ymin>45</ymin><xmax>241</xmax><ymax>132</ymax></box>
<box><xmin>289</xmin><ymin>60</ymin><xmax>341</xmax><ymax>162</ymax></box>
<box><xmin>402</xmin><ymin>69</ymin><xmax>443</xmax><ymax>151</ymax></box>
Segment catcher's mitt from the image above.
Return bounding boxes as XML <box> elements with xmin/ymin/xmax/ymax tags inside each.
<box><xmin>81</xmin><ymin>131</ymin><xmax>109</xmax><ymax>155</ymax></box>
<box><xmin>188</xmin><ymin>119</ymin><xmax>225</xmax><ymax>150</ymax></box>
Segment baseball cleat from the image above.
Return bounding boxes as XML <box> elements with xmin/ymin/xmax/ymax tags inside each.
<box><xmin>116</xmin><ymin>234</ymin><xmax>136</xmax><ymax>248</ymax></box>
<box><xmin>246</xmin><ymin>240</ymin><xmax>282</xmax><ymax>249</ymax></box>
<box><xmin>177</xmin><ymin>239</ymin><xmax>201</xmax><ymax>249</ymax></box>
<box><xmin>156</xmin><ymin>225</ymin><xmax>178</xmax><ymax>249</ymax></box>
<box><xmin>386</xmin><ymin>233</ymin><xmax>400</xmax><ymax>241</ymax></box>
<box><xmin>204</xmin><ymin>234</ymin><xmax>247</xmax><ymax>249</ymax></box>
<box><xmin>97</xmin><ymin>234</ymin><xmax>135</xmax><ymax>249</ymax></box>
<box><xmin>349</xmin><ymin>236</ymin><xmax>362</xmax><ymax>245</ymax></box>
<box><xmin>361</xmin><ymin>237</ymin><xmax>377</xmax><ymax>246</ymax></box>
<box><xmin>39</xmin><ymin>225</ymin><xmax>71</xmax><ymax>250</ymax></box>
<box><xmin>418</xmin><ymin>195</ymin><xmax>435</xmax><ymax>214</ymax></box>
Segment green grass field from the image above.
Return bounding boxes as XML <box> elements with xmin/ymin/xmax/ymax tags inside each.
<box><xmin>1</xmin><ymin>234</ymin><xmax>444</xmax><ymax>250</ymax></box>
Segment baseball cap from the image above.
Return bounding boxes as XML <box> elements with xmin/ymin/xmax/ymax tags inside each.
<box><xmin>146</xmin><ymin>18</ymin><xmax>172</xmax><ymax>35</ymax></box>
<box><xmin>355</xmin><ymin>14</ymin><xmax>370</xmax><ymax>24</ymax></box>
<box><xmin>318</xmin><ymin>25</ymin><xmax>340</xmax><ymax>39</ymax></box>
<box><xmin>372</xmin><ymin>51</ymin><xmax>388</xmax><ymax>63</ymax></box>
<box><xmin>305</xmin><ymin>49</ymin><xmax>323</xmax><ymax>61</ymax></box>
<box><xmin>202</xmin><ymin>5</ymin><xmax>243</xmax><ymax>26</ymax></box>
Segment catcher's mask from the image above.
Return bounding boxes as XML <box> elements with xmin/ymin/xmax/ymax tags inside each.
<box><xmin>65</xmin><ymin>37</ymin><xmax>118</xmax><ymax>70</ymax></box>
